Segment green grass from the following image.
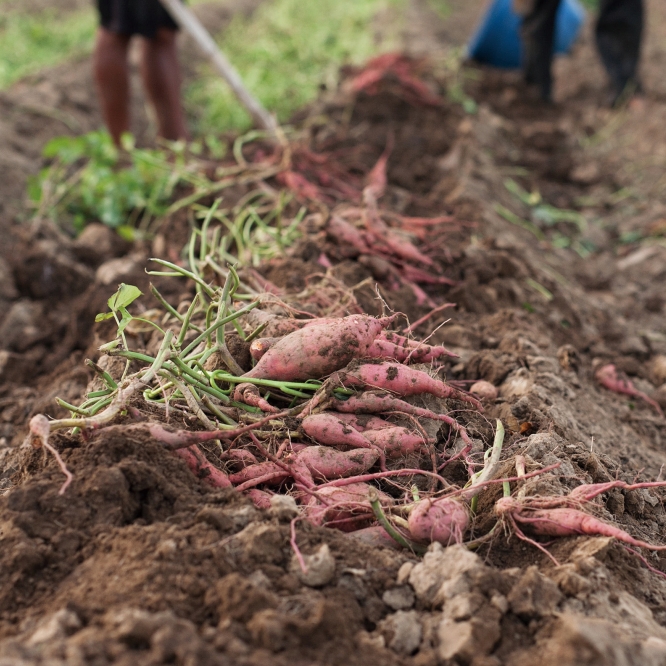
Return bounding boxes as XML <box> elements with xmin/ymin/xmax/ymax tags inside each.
<box><xmin>0</xmin><ymin>0</ymin><xmax>232</xmax><ymax>91</ymax></box>
<box><xmin>186</xmin><ymin>0</ymin><xmax>406</xmax><ymax>133</ymax></box>
<box><xmin>426</xmin><ymin>0</ymin><xmax>450</xmax><ymax>19</ymax></box>
<box><xmin>2</xmin><ymin>0</ymin><xmax>406</xmax><ymax>135</ymax></box>
<box><xmin>0</xmin><ymin>9</ymin><xmax>96</xmax><ymax>88</ymax></box>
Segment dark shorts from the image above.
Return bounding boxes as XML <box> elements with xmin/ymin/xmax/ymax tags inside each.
<box><xmin>96</xmin><ymin>0</ymin><xmax>181</xmax><ymax>38</ymax></box>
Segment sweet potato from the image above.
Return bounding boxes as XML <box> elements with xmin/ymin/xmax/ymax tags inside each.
<box><xmin>367</xmin><ymin>337</ymin><xmax>456</xmax><ymax>363</ymax></box>
<box><xmin>332</xmin><ymin>413</ymin><xmax>396</xmax><ymax>432</ymax></box>
<box><xmin>229</xmin><ymin>461</ymin><xmax>289</xmax><ymax>487</ymax></box>
<box><xmin>595</xmin><ymin>363</ymin><xmax>664</xmax><ymax>416</ymax></box>
<box><xmin>568</xmin><ymin>479</ymin><xmax>666</xmax><ymax>502</ymax></box>
<box><xmin>173</xmin><ymin>446</ymin><xmax>231</xmax><ymax>488</ymax></box>
<box><xmin>243</xmin><ymin>309</ymin><xmax>306</xmax><ymax>338</ymax></box>
<box><xmin>347</xmin><ymin>525</ymin><xmax>401</xmax><ymax>549</ymax></box>
<box><xmin>296</xmin><ymin>446</ymin><xmax>379</xmax><ymax>481</ymax></box>
<box><xmin>362</xmin><ymin>426</ymin><xmax>429</xmax><ymax>459</ymax></box>
<box><xmin>332</xmin><ymin>392</ymin><xmax>473</xmax><ymax>445</ymax></box>
<box><xmin>335</xmin><ymin>362</ymin><xmax>482</xmax><ymax>410</ymax></box>
<box><xmin>249</xmin><ymin>337</ymin><xmax>280</xmax><ymax>361</ymax></box>
<box><xmin>233</xmin><ymin>382</ymin><xmax>279</xmax><ymax>413</ymax></box>
<box><xmin>398</xmin><ymin>264</ymin><xmax>456</xmax><ymax>286</ymax></box>
<box><xmin>497</xmin><ymin>497</ymin><xmax>666</xmax><ymax>551</ymax></box>
<box><xmin>470</xmin><ymin>381</ymin><xmax>498</xmax><ymax>402</ymax></box>
<box><xmin>245</xmin><ymin>488</ymin><xmax>274</xmax><ymax>509</ymax></box>
<box><xmin>327</xmin><ymin>216</ymin><xmax>372</xmax><ymax>256</ymax></box>
<box><xmin>407</xmin><ymin>497</ymin><xmax>470</xmax><ymax>545</ymax></box>
<box><xmin>304</xmin><ymin>482</ymin><xmax>391</xmax><ymax>531</ymax></box>
<box><xmin>222</xmin><ymin>449</ymin><xmax>258</xmax><ymax>465</ymax></box>
<box><xmin>277</xmin><ymin>170</ymin><xmax>326</xmax><ymax>202</ymax></box>
<box><xmin>244</xmin><ymin>314</ymin><xmax>397</xmax><ymax>381</ymax></box>
<box><xmin>301</xmin><ymin>413</ymin><xmax>378</xmax><ymax>451</ymax></box>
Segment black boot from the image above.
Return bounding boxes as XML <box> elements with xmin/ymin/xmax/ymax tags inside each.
<box><xmin>521</xmin><ymin>0</ymin><xmax>562</xmax><ymax>101</ymax></box>
<box><xmin>596</xmin><ymin>0</ymin><xmax>643</xmax><ymax>105</ymax></box>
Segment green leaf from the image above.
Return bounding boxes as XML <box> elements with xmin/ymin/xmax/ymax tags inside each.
<box><xmin>117</xmin><ymin>307</ymin><xmax>133</xmax><ymax>335</ymax></box>
<box><xmin>107</xmin><ymin>284</ymin><xmax>142</xmax><ymax>312</ymax></box>
<box><xmin>98</xmin><ymin>339</ymin><xmax>121</xmax><ymax>352</ymax></box>
<box><xmin>116</xmin><ymin>225</ymin><xmax>137</xmax><ymax>242</ymax></box>
<box><xmin>95</xmin><ymin>312</ymin><xmax>115</xmax><ymax>322</ymax></box>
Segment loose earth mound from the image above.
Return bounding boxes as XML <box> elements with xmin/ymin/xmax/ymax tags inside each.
<box><xmin>2</xmin><ymin>2</ymin><xmax>666</xmax><ymax>665</ymax></box>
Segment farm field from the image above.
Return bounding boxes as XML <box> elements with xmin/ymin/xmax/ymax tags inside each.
<box><xmin>1</xmin><ymin>1</ymin><xmax>666</xmax><ymax>665</ymax></box>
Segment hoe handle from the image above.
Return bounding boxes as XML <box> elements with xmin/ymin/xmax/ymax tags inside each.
<box><xmin>159</xmin><ymin>0</ymin><xmax>278</xmax><ymax>133</ymax></box>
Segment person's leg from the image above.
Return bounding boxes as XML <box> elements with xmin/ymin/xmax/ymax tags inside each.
<box><xmin>93</xmin><ymin>28</ymin><xmax>132</xmax><ymax>146</ymax></box>
<box><xmin>140</xmin><ymin>27</ymin><xmax>189</xmax><ymax>141</ymax></box>
<box><xmin>596</xmin><ymin>0</ymin><xmax>643</xmax><ymax>104</ymax></box>
<box><xmin>521</xmin><ymin>0</ymin><xmax>562</xmax><ymax>101</ymax></box>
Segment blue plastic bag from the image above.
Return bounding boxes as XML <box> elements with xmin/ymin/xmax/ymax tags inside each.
<box><xmin>468</xmin><ymin>0</ymin><xmax>585</xmax><ymax>69</ymax></box>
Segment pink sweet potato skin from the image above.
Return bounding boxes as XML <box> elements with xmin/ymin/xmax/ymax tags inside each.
<box><xmin>327</xmin><ymin>216</ymin><xmax>372</xmax><ymax>256</ymax></box>
<box><xmin>173</xmin><ymin>446</ymin><xmax>231</xmax><ymax>488</ymax></box>
<box><xmin>332</xmin><ymin>413</ymin><xmax>395</xmax><ymax>432</ymax></box>
<box><xmin>229</xmin><ymin>461</ymin><xmax>288</xmax><ymax>486</ymax></box>
<box><xmin>366</xmin><ymin>338</ymin><xmax>455</xmax><ymax>363</ymax></box>
<box><xmin>595</xmin><ymin>363</ymin><xmax>664</xmax><ymax>416</ymax></box>
<box><xmin>496</xmin><ymin>497</ymin><xmax>666</xmax><ymax>551</ymax></box>
<box><xmin>295</xmin><ymin>446</ymin><xmax>378</xmax><ymax>481</ymax></box>
<box><xmin>233</xmin><ymin>383</ymin><xmax>280</xmax><ymax>413</ymax></box>
<box><xmin>243</xmin><ymin>309</ymin><xmax>306</xmax><ymax>338</ymax></box>
<box><xmin>245</xmin><ymin>488</ymin><xmax>274</xmax><ymax>509</ymax></box>
<box><xmin>348</xmin><ymin>525</ymin><xmax>401</xmax><ymax>550</ymax></box>
<box><xmin>331</xmin><ymin>392</ymin><xmax>474</xmax><ymax>447</ymax></box>
<box><xmin>407</xmin><ymin>497</ymin><xmax>469</xmax><ymax>545</ymax></box>
<box><xmin>304</xmin><ymin>482</ymin><xmax>390</xmax><ymax>531</ymax></box>
<box><xmin>301</xmin><ymin>413</ymin><xmax>378</xmax><ymax>451</ymax></box>
<box><xmin>249</xmin><ymin>337</ymin><xmax>281</xmax><ymax>361</ymax></box>
<box><xmin>243</xmin><ymin>314</ymin><xmax>394</xmax><ymax>382</ymax></box>
<box><xmin>362</xmin><ymin>427</ymin><xmax>427</xmax><ymax>459</ymax></box>
<box><xmin>339</xmin><ymin>362</ymin><xmax>482</xmax><ymax>409</ymax></box>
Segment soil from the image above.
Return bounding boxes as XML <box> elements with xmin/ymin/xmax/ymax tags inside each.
<box><xmin>2</xmin><ymin>1</ymin><xmax>666</xmax><ymax>665</ymax></box>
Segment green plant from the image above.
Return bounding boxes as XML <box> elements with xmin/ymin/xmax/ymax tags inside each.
<box><xmin>186</xmin><ymin>0</ymin><xmax>406</xmax><ymax>133</ymax></box>
<box><xmin>0</xmin><ymin>8</ymin><xmax>95</xmax><ymax>89</ymax></box>
<box><xmin>29</xmin><ymin>131</ymin><xmax>215</xmax><ymax>236</ymax></box>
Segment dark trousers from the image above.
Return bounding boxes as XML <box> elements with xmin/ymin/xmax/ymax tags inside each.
<box><xmin>521</xmin><ymin>0</ymin><xmax>643</xmax><ymax>102</ymax></box>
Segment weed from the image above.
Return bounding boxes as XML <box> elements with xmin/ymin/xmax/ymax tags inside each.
<box><xmin>29</xmin><ymin>131</ymin><xmax>215</xmax><ymax>236</ymax></box>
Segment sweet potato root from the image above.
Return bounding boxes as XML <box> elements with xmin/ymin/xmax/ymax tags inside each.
<box><xmin>249</xmin><ymin>337</ymin><xmax>281</xmax><ymax>361</ymax></box>
<box><xmin>233</xmin><ymin>382</ymin><xmax>279</xmax><ymax>413</ymax></box>
<box><xmin>497</xmin><ymin>497</ymin><xmax>666</xmax><ymax>551</ymax></box>
<box><xmin>362</xmin><ymin>426</ymin><xmax>429</xmax><ymax>459</ymax></box>
<box><xmin>229</xmin><ymin>461</ymin><xmax>289</xmax><ymax>487</ymax></box>
<box><xmin>367</xmin><ymin>336</ymin><xmax>456</xmax><ymax>364</ymax></box>
<box><xmin>245</xmin><ymin>488</ymin><xmax>274</xmax><ymax>509</ymax></box>
<box><xmin>332</xmin><ymin>413</ymin><xmax>396</xmax><ymax>432</ymax></box>
<box><xmin>296</xmin><ymin>446</ymin><xmax>379</xmax><ymax>481</ymax></box>
<box><xmin>173</xmin><ymin>446</ymin><xmax>231</xmax><ymax>488</ymax></box>
<box><xmin>301</xmin><ymin>413</ymin><xmax>378</xmax><ymax>451</ymax></box>
<box><xmin>244</xmin><ymin>314</ymin><xmax>398</xmax><ymax>381</ymax></box>
<box><xmin>595</xmin><ymin>363</ymin><xmax>664</xmax><ymax>417</ymax></box>
<box><xmin>304</xmin><ymin>482</ymin><xmax>391</xmax><ymax>531</ymax></box>
<box><xmin>347</xmin><ymin>525</ymin><xmax>401</xmax><ymax>549</ymax></box>
<box><xmin>327</xmin><ymin>216</ymin><xmax>372</xmax><ymax>256</ymax></box>
<box><xmin>407</xmin><ymin>496</ymin><xmax>470</xmax><ymax>545</ymax></box>
<box><xmin>334</xmin><ymin>362</ymin><xmax>482</xmax><ymax>410</ymax></box>
<box><xmin>331</xmin><ymin>392</ymin><xmax>473</xmax><ymax>446</ymax></box>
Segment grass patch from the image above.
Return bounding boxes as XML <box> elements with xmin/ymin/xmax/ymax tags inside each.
<box><xmin>0</xmin><ymin>9</ymin><xmax>96</xmax><ymax>88</ymax></box>
<box><xmin>186</xmin><ymin>0</ymin><xmax>406</xmax><ymax>133</ymax></box>
<box><xmin>1</xmin><ymin>0</ymin><xmax>407</xmax><ymax>133</ymax></box>
<box><xmin>426</xmin><ymin>0</ymin><xmax>450</xmax><ymax>19</ymax></box>
<box><xmin>0</xmin><ymin>0</ymin><xmax>236</xmax><ymax>91</ymax></box>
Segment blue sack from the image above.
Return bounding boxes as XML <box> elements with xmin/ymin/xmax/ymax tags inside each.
<box><xmin>467</xmin><ymin>0</ymin><xmax>585</xmax><ymax>69</ymax></box>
